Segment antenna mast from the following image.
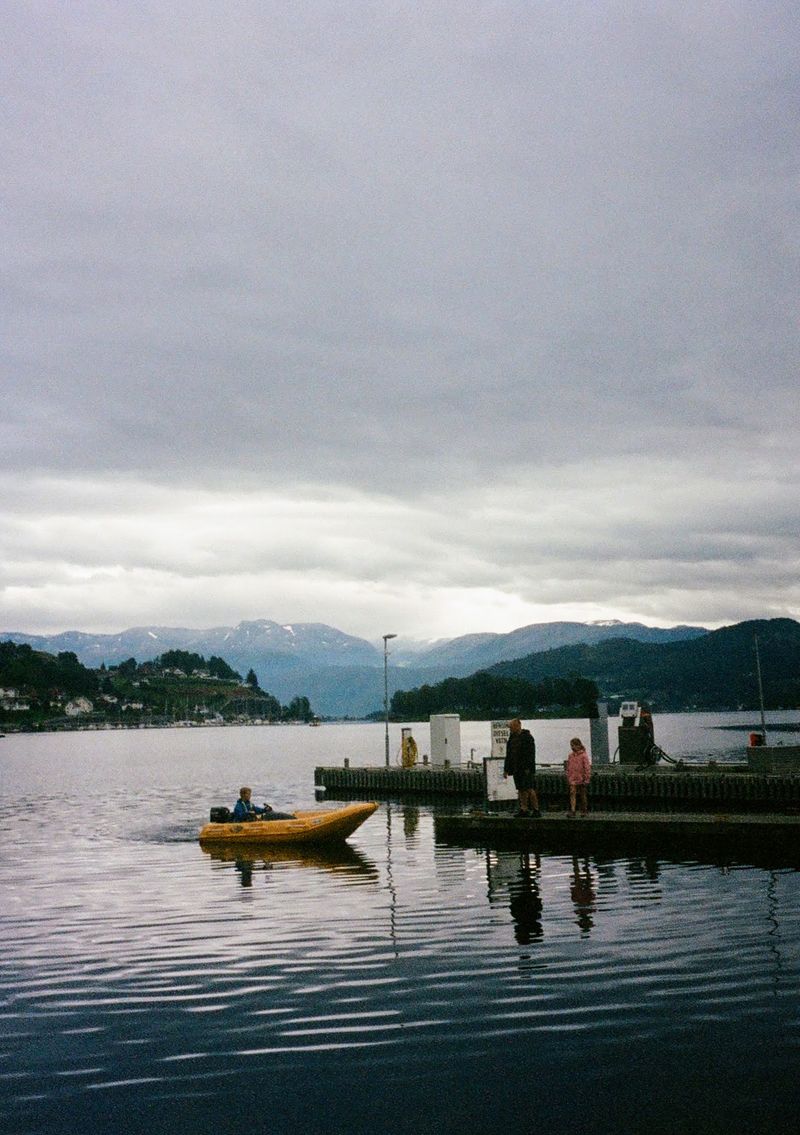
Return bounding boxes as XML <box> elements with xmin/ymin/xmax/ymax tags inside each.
<box><xmin>754</xmin><ymin>634</ymin><xmax>768</xmax><ymax>744</ymax></box>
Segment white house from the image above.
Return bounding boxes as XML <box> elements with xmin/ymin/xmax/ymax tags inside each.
<box><xmin>65</xmin><ymin>696</ymin><xmax>94</xmax><ymax>717</ymax></box>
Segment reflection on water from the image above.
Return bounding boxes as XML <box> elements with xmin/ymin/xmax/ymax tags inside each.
<box><xmin>1</xmin><ymin>726</ymin><xmax>800</xmax><ymax>1135</ymax></box>
<box><xmin>201</xmin><ymin>840</ymin><xmax>379</xmax><ymax>887</ymax></box>
<box><xmin>402</xmin><ymin>805</ymin><xmax>420</xmax><ymax>840</ymax></box>
<box><xmin>508</xmin><ymin>853</ymin><xmax>544</xmax><ymax>944</ymax></box>
<box><xmin>570</xmin><ymin>855</ymin><xmax>597</xmax><ymax>933</ymax></box>
<box><xmin>486</xmin><ymin>850</ymin><xmax>600</xmax><ymax>941</ymax></box>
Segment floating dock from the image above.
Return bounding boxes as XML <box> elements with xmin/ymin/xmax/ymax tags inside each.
<box><xmin>315</xmin><ymin>764</ymin><xmax>800</xmax><ymax>811</ymax></box>
<box><xmin>316</xmin><ymin>764</ymin><xmax>484</xmax><ymax>798</ymax></box>
<box><xmin>434</xmin><ymin>809</ymin><xmax>800</xmax><ymax>863</ymax></box>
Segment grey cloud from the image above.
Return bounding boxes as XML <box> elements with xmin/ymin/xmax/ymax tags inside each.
<box><xmin>3</xmin><ymin>462</ymin><xmax>798</xmax><ymax>613</ymax></box>
<box><xmin>2</xmin><ymin>3</ymin><xmax>799</xmax><ymax>635</ymax></box>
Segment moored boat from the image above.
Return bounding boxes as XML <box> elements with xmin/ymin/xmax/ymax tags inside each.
<box><xmin>198</xmin><ymin>801</ymin><xmax>378</xmax><ymax>845</ymax></box>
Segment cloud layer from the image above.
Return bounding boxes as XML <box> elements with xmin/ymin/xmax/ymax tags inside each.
<box><xmin>3</xmin><ymin>3</ymin><xmax>799</xmax><ymax>639</ymax></box>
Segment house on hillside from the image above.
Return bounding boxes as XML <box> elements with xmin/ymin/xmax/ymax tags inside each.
<box><xmin>1</xmin><ymin>687</ymin><xmax>32</xmax><ymax>711</ymax></box>
<box><xmin>2</xmin><ymin>698</ymin><xmax>31</xmax><ymax>712</ymax></box>
<box><xmin>65</xmin><ymin>696</ymin><xmax>94</xmax><ymax>717</ymax></box>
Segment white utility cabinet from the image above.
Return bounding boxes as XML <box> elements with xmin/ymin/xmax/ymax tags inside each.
<box><xmin>430</xmin><ymin>714</ymin><xmax>461</xmax><ymax>767</ymax></box>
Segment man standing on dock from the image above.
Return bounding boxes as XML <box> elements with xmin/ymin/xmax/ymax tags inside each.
<box><xmin>504</xmin><ymin>718</ymin><xmax>541</xmax><ymax>817</ymax></box>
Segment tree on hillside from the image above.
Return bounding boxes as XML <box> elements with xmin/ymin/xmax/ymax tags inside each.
<box><xmin>208</xmin><ymin>655</ymin><xmax>241</xmax><ymax>680</ymax></box>
<box><xmin>284</xmin><ymin>696</ymin><xmax>313</xmax><ymax>722</ymax></box>
<box><xmin>154</xmin><ymin>650</ymin><xmax>242</xmax><ymax>680</ymax></box>
<box><xmin>0</xmin><ymin>641</ymin><xmax>99</xmax><ymax>702</ymax></box>
<box><xmin>391</xmin><ymin>670</ymin><xmax>598</xmax><ymax>719</ymax></box>
<box><xmin>246</xmin><ymin>668</ymin><xmax>259</xmax><ymax>689</ymax></box>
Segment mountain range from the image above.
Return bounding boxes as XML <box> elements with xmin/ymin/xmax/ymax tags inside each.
<box><xmin>1</xmin><ymin>618</ymin><xmax>707</xmax><ymax>716</ymax></box>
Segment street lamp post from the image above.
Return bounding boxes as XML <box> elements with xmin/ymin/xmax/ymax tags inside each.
<box><xmin>383</xmin><ymin>633</ymin><xmax>397</xmax><ymax>767</ymax></box>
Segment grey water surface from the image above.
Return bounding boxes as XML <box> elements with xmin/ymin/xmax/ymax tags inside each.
<box><xmin>1</xmin><ymin>716</ymin><xmax>799</xmax><ymax>1135</ymax></box>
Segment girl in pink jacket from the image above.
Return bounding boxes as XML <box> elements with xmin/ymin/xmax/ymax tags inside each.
<box><xmin>565</xmin><ymin>737</ymin><xmax>591</xmax><ymax>816</ymax></box>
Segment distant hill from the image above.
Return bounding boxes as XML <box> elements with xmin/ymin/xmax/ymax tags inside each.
<box><xmin>1</xmin><ymin>617</ymin><xmax>708</xmax><ymax>716</ymax></box>
<box><xmin>0</xmin><ymin>619</ymin><xmax>380</xmax><ymax>671</ymax></box>
<box><xmin>487</xmin><ymin>618</ymin><xmax>800</xmax><ymax>711</ymax></box>
<box><xmin>0</xmin><ymin>642</ymin><xmax>316</xmax><ymax>726</ymax></box>
<box><xmin>401</xmin><ymin>620</ymin><xmax>707</xmax><ymax>674</ymax></box>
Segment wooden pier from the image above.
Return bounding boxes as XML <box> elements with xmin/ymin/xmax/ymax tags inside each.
<box><xmin>315</xmin><ymin>763</ymin><xmax>800</xmax><ymax>812</ymax></box>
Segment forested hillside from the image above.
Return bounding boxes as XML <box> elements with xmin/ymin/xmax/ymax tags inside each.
<box><xmin>391</xmin><ymin>672</ymin><xmax>599</xmax><ymax>720</ymax></box>
<box><xmin>0</xmin><ymin>642</ymin><xmax>316</xmax><ymax>728</ymax></box>
<box><xmin>488</xmin><ymin>618</ymin><xmax>800</xmax><ymax>711</ymax></box>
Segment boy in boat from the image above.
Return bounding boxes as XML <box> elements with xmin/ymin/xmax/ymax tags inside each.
<box><xmin>232</xmin><ymin>786</ymin><xmax>295</xmax><ymax>821</ymax></box>
<box><xmin>233</xmin><ymin>786</ymin><xmax>271</xmax><ymax>821</ymax></box>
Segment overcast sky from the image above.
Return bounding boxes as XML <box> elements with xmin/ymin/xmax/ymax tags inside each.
<box><xmin>3</xmin><ymin>1</ymin><xmax>799</xmax><ymax>644</ymax></box>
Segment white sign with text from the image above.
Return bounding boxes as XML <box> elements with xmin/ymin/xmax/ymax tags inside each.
<box><xmin>484</xmin><ymin>757</ymin><xmax>517</xmax><ymax>802</ymax></box>
<box><xmin>485</xmin><ymin>721</ymin><xmax>515</xmax><ymax>801</ymax></box>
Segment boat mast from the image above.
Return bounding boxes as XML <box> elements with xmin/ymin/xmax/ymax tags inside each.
<box><xmin>754</xmin><ymin>633</ymin><xmax>768</xmax><ymax>743</ymax></box>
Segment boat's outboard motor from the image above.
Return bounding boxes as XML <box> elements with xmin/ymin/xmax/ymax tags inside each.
<box><xmin>209</xmin><ymin>806</ymin><xmax>232</xmax><ymax>823</ymax></box>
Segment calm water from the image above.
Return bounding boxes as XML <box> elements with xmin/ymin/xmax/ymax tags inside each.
<box><xmin>2</xmin><ymin>715</ymin><xmax>799</xmax><ymax>1135</ymax></box>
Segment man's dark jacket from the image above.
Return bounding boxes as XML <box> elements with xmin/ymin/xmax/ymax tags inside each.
<box><xmin>504</xmin><ymin>729</ymin><xmax>536</xmax><ymax>777</ymax></box>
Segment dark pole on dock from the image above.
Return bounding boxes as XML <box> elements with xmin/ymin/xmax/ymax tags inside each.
<box><xmin>383</xmin><ymin>633</ymin><xmax>397</xmax><ymax>767</ymax></box>
<box><xmin>754</xmin><ymin>634</ymin><xmax>768</xmax><ymax>744</ymax></box>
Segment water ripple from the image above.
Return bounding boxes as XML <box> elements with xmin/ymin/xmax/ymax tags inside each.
<box><xmin>2</xmin><ymin>730</ymin><xmax>800</xmax><ymax>1134</ymax></box>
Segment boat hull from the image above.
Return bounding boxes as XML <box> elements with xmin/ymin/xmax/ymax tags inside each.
<box><xmin>198</xmin><ymin>801</ymin><xmax>378</xmax><ymax>845</ymax></box>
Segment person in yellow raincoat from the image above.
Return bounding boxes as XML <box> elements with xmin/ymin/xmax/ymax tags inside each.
<box><xmin>401</xmin><ymin>731</ymin><xmax>418</xmax><ymax>767</ymax></box>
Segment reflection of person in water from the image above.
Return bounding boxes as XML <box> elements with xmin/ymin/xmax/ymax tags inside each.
<box><xmin>570</xmin><ymin>856</ymin><xmax>597</xmax><ymax>934</ymax></box>
<box><xmin>627</xmin><ymin>857</ymin><xmax>661</xmax><ymax>886</ymax></box>
<box><xmin>402</xmin><ymin>805</ymin><xmax>419</xmax><ymax>839</ymax></box>
<box><xmin>235</xmin><ymin>858</ymin><xmax>254</xmax><ymax>887</ymax></box>
<box><xmin>509</xmin><ymin>851</ymin><xmax>543</xmax><ymax>944</ymax></box>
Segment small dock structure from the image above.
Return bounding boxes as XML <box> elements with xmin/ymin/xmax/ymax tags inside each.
<box><xmin>315</xmin><ymin>762</ymin><xmax>800</xmax><ymax>812</ymax></box>
<box><xmin>316</xmin><ymin>763</ymin><xmax>484</xmax><ymax>798</ymax></box>
<box><xmin>433</xmin><ymin>809</ymin><xmax>800</xmax><ymax>862</ymax></box>
<box><xmin>316</xmin><ymin>712</ymin><xmax>800</xmax><ymax>812</ymax></box>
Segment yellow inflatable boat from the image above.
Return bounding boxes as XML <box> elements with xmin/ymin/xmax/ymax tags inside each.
<box><xmin>198</xmin><ymin>801</ymin><xmax>378</xmax><ymax>845</ymax></box>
